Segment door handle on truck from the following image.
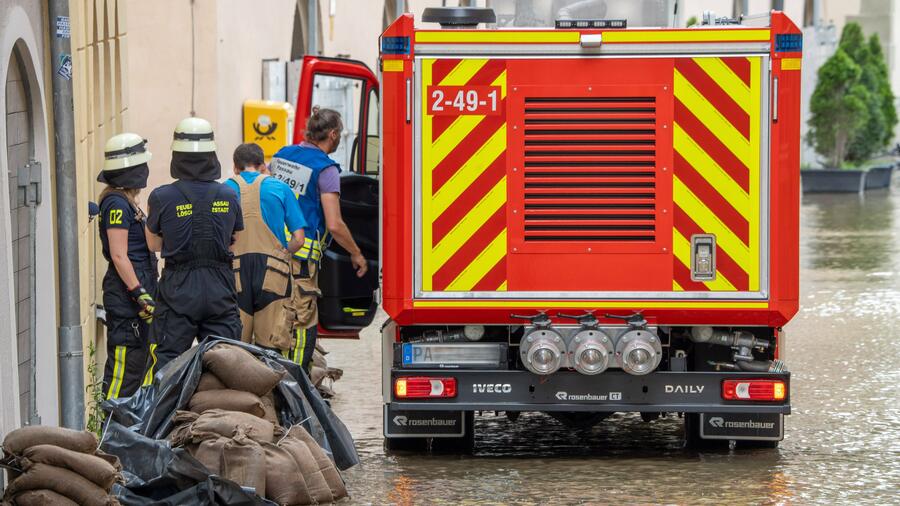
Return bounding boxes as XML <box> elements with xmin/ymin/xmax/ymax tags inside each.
<box><xmin>405</xmin><ymin>78</ymin><xmax>411</xmax><ymax>123</ymax></box>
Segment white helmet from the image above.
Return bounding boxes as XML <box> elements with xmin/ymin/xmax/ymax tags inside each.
<box><xmin>171</xmin><ymin>117</ymin><xmax>216</xmax><ymax>153</ymax></box>
<box><xmin>103</xmin><ymin>132</ymin><xmax>151</xmax><ymax>171</ymax></box>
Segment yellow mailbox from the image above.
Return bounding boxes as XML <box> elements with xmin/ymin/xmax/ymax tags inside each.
<box><xmin>242</xmin><ymin>100</ymin><xmax>294</xmax><ymax>158</ymax></box>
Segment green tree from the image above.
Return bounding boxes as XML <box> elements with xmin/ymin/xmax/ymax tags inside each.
<box><xmin>808</xmin><ymin>48</ymin><xmax>868</xmax><ymax>167</ymax></box>
<box><xmin>866</xmin><ymin>34</ymin><xmax>898</xmax><ymax>145</ymax></box>
<box><xmin>809</xmin><ymin>22</ymin><xmax>897</xmax><ymax>166</ymax></box>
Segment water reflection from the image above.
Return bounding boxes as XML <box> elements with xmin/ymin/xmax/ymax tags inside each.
<box><xmin>802</xmin><ymin>189</ymin><xmax>896</xmax><ymax>272</ymax></box>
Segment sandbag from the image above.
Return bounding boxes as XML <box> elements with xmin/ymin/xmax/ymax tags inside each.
<box><xmin>287</xmin><ymin>425</ymin><xmax>348</xmax><ymax>502</ymax></box>
<box><xmin>277</xmin><ymin>435</ymin><xmax>332</xmax><ymax>504</ymax></box>
<box><xmin>202</xmin><ymin>344</ymin><xmax>285</xmax><ymax>397</ymax></box>
<box><xmin>192</xmin><ymin>437</ymin><xmax>228</xmax><ymax>475</ymax></box>
<box><xmin>309</xmin><ymin>366</ymin><xmax>326</xmax><ymax>387</ymax></box>
<box><xmin>2</xmin><ymin>426</ymin><xmax>97</xmax><ymax>456</ymax></box>
<box><xmin>261</xmin><ymin>392</ymin><xmax>278</xmax><ymax>425</ymax></box>
<box><xmin>94</xmin><ymin>450</ymin><xmax>123</xmax><ymax>473</ymax></box>
<box><xmin>311</xmin><ymin>350</ymin><xmax>327</xmax><ymax>370</ymax></box>
<box><xmin>4</xmin><ymin>463</ymin><xmax>118</xmax><ymax>506</ymax></box>
<box><xmin>167</xmin><ymin>411</ymin><xmax>201</xmax><ymax>447</ymax></box>
<box><xmin>10</xmin><ymin>489</ymin><xmax>79</xmax><ymax>506</ymax></box>
<box><xmin>20</xmin><ymin>444</ymin><xmax>120</xmax><ymax>491</ymax></box>
<box><xmin>190</xmin><ymin>409</ymin><xmax>275</xmax><ymax>443</ymax></box>
<box><xmin>189</xmin><ymin>389</ymin><xmax>266</xmax><ymax>418</ymax></box>
<box><xmin>220</xmin><ymin>433</ymin><xmax>266</xmax><ymax>497</ymax></box>
<box><xmin>196</xmin><ymin>372</ymin><xmax>227</xmax><ymax>392</ymax></box>
<box><xmin>262</xmin><ymin>443</ymin><xmax>312</xmax><ymax>506</ymax></box>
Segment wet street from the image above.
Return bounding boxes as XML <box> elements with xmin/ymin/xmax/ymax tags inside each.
<box><xmin>324</xmin><ymin>185</ymin><xmax>900</xmax><ymax>505</ymax></box>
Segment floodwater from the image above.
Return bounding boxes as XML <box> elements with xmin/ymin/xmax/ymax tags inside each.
<box><xmin>324</xmin><ymin>184</ymin><xmax>900</xmax><ymax>505</ymax></box>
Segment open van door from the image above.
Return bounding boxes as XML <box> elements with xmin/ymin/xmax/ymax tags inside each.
<box><xmin>294</xmin><ymin>55</ymin><xmax>380</xmax><ymax>338</ymax></box>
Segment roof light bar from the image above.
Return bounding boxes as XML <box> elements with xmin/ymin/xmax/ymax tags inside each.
<box><xmin>555</xmin><ymin>19</ymin><xmax>627</xmax><ymax>29</ymax></box>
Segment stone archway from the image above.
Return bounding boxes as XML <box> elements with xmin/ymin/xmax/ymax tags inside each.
<box><xmin>0</xmin><ymin>30</ymin><xmax>57</xmax><ymax>431</ymax></box>
<box><xmin>5</xmin><ymin>44</ymin><xmax>36</xmax><ymax>426</ymax></box>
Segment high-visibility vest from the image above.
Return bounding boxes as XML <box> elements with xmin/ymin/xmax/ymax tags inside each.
<box><xmin>269</xmin><ymin>144</ymin><xmax>342</xmax><ymax>263</ymax></box>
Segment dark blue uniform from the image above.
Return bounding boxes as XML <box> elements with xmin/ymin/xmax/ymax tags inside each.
<box><xmin>147</xmin><ymin>180</ymin><xmax>244</xmax><ymax>369</ymax></box>
<box><xmin>98</xmin><ymin>192</ymin><xmax>158</xmax><ymax>398</ymax></box>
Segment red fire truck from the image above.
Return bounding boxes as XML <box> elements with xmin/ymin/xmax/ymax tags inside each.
<box><xmin>295</xmin><ymin>6</ymin><xmax>800</xmax><ymax>451</ymax></box>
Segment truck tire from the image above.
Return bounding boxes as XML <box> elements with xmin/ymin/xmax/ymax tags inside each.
<box><xmin>384</xmin><ymin>436</ymin><xmax>429</xmax><ymax>454</ymax></box>
<box><xmin>430</xmin><ymin>411</ymin><xmax>475</xmax><ymax>454</ymax></box>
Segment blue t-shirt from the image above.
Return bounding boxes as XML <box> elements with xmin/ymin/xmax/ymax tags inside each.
<box><xmin>225</xmin><ymin>171</ymin><xmax>306</xmax><ymax>248</ymax></box>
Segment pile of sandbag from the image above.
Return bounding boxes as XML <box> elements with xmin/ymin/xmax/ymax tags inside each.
<box><xmin>168</xmin><ymin>343</ymin><xmax>347</xmax><ymax>505</ymax></box>
<box><xmin>1</xmin><ymin>426</ymin><xmax>122</xmax><ymax>506</ymax></box>
<box><xmin>309</xmin><ymin>343</ymin><xmax>343</xmax><ymax>399</ymax></box>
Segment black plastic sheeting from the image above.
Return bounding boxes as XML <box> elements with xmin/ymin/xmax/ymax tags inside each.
<box><xmin>100</xmin><ymin>336</ymin><xmax>358</xmax><ymax>505</ymax></box>
<box><xmin>103</xmin><ymin>420</ymin><xmax>273</xmax><ymax>506</ymax></box>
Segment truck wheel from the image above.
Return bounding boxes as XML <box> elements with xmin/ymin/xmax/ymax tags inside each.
<box><xmin>683</xmin><ymin>413</ymin><xmax>728</xmax><ymax>450</ymax></box>
<box><xmin>430</xmin><ymin>411</ymin><xmax>475</xmax><ymax>454</ymax></box>
<box><xmin>384</xmin><ymin>436</ymin><xmax>429</xmax><ymax>454</ymax></box>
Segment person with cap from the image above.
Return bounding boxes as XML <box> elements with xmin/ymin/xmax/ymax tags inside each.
<box><xmin>96</xmin><ymin>133</ymin><xmax>158</xmax><ymax>399</ymax></box>
<box><xmin>144</xmin><ymin>117</ymin><xmax>244</xmax><ymax>371</ymax></box>
<box><xmin>225</xmin><ymin>143</ymin><xmax>306</xmax><ymax>353</ymax></box>
<box><xmin>269</xmin><ymin>107</ymin><xmax>367</xmax><ymax>369</ymax></box>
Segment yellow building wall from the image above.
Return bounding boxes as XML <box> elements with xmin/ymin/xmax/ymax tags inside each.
<box><xmin>69</xmin><ymin>0</ymin><xmax>130</xmax><ymax>400</ymax></box>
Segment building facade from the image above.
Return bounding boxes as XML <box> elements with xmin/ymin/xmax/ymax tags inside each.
<box><xmin>0</xmin><ymin>0</ymin><xmax>129</xmax><ymax>438</ymax></box>
<box><xmin>0</xmin><ymin>0</ymin><xmax>58</xmax><ymax>437</ymax></box>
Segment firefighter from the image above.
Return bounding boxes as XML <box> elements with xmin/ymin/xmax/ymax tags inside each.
<box><xmin>145</xmin><ymin>117</ymin><xmax>244</xmax><ymax>371</ymax></box>
<box><xmin>225</xmin><ymin>143</ymin><xmax>306</xmax><ymax>353</ymax></box>
<box><xmin>96</xmin><ymin>133</ymin><xmax>158</xmax><ymax>399</ymax></box>
<box><xmin>270</xmin><ymin>107</ymin><xmax>367</xmax><ymax>369</ymax></box>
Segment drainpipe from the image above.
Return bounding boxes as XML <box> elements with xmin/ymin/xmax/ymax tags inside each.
<box><xmin>47</xmin><ymin>0</ymin><xmax>85</xmax><ymax>429</ymax></box>
<box><xmin>307</xmin><ymin>0</ymin><xmax>319</xmax><ymax>55</ymax></box>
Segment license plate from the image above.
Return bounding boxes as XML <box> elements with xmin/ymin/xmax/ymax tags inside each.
<box><xmin>401</xmin><ymin>343</ymin><xmax>505</xmax><ymax>368</ymax></box>
<box><xmin>700</xmin><ymin>412</ymin><xmax>784</xmax><ymax>441</ymax></box>
<box><xmin>384</xmin><ymin>406</ymin><xmax>465</xmax><ymax>438</ymax></box>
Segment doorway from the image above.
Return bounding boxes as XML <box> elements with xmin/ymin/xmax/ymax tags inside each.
<box><xmin>5</xmin><ymin>46</ymin><xmax>36</xmax><ymax>425</ymax></box>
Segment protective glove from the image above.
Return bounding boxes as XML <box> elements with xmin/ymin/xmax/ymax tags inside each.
<box><xmin>128</xmin><ymin>285</ymin><xmax>156</xmax><ymax>324</ymax></box>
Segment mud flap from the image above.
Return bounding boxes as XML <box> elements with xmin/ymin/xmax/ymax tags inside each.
<box><xmin>383</xmin><ymin>405</ymin><xmax>465</xmax><ymax>438</ymax></box>
<box><xmin>699</xmin><ymin>412</ymin><xmax>784</xmax><ymax>441</ymax></box>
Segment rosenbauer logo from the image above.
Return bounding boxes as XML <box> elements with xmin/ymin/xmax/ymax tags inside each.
<box><xmin>555</xmin><ymin>391</ymin><xmax>622</xmax><ymax>401</ymax></box>
<box><xmin>392</xmin><ymin>415</ymin><xmax>458</xmax><ymax>428</ymax></box>
<box><xmin>708</xmin><ymin>417</ymin><xmax>775</xmax><ymax>430</ymax></box>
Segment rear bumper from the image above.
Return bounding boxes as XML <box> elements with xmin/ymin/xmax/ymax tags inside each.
<box><xmin>389</xmin><ymin>370</ymin><xmax>791</xmax><ymax>414</ymax></box>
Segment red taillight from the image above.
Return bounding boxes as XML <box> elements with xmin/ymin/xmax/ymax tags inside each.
<box><xmin>394</xmin><ymin>377</ymin><xmax>457</xmax><ymax>399</ymax></box>
<box><xmin>722</xmin><ymin>379</ymin><xmax>786</xmax><ymax>401</ymax></box>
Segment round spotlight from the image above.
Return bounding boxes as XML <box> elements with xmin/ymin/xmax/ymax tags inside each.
<box><xmin>463</xmin><ymin>325</ymin><xmax>485</xmax><ymax>341</ymax></box>
<box><xmin>520</xmin><ymin>329</ymin><xmax>565</xmax><ymax>375</ymax></box>
<box><xmin>568</xmin><ymin>329</ymin><xmax>614</xmax><ymax>375</ymax></box>
<box><xmin>616</xmin><ymin>329</ymin><xmax>662</xmax><ymax>375</ymax></box>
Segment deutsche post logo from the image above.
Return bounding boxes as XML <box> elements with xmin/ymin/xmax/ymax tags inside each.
<box><xmin>252</xmin><ymin>114</ymin><xmax>278</xmax><ymax>141</ymax></box>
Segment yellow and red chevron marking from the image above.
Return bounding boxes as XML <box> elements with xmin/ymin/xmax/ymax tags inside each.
<box><xmin>672</xmin><ymin>57</ymin><xmax>761</xmax><ymax>292</ymax></box>
<box><xmin>421</xmin><ymin>59</ymin><xmax>508</xmax><ymax>292</ymax></box>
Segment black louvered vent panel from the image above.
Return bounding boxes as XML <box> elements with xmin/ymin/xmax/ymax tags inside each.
<box><xmin>523</xmin><ymin>96</ymin><xmax>657</xmax><ymax>242</ymax></box>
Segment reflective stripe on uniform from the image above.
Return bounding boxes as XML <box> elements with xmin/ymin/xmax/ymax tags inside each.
<box><xmin>142</xmin><ymin>343</ymin><xmax>158</xmax><ymax>387</ymax></box>
<box><xmin>107</xmin><ymin>346</ymin><xmax>127</xmax><ymax>400</ymax></box>
<box><xmin>294</xmin><ymin>236</ymin><xmax>323</xmax><ymax>261</ymax></box>
<box><xmin>291</xmin><ymin>327</ymin><xmax>307</xmax><ymax>365</ymax></box>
